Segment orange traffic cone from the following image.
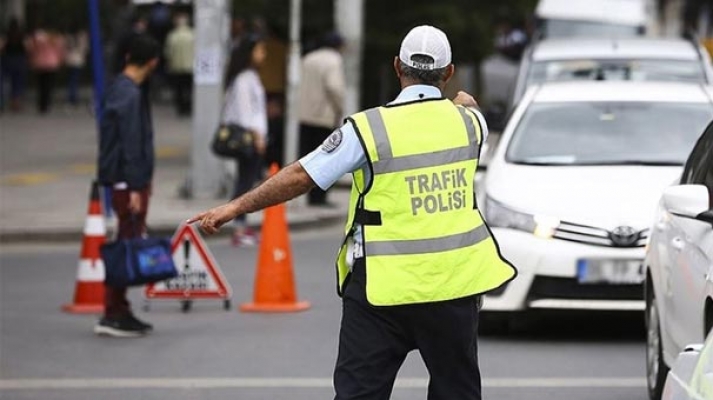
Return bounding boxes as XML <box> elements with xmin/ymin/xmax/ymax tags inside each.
<box><xmin>62</xmin><ymin>181</ymin><xmax>106</xmax><ymax>314</ymax></box>
<box><xmin>240</xmin><ymin>164</ymin><xmax>311</xmax><ymax>313</ymax></box>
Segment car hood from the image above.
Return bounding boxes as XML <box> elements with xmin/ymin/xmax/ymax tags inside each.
<box><xmin>484</xmin><ymin>164</ymin><xmax>682</xmax><ymax>230</ymax></box>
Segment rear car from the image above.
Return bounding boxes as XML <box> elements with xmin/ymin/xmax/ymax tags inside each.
<box><xmin>535</xmin><ymin>0</ymin><xmax>651</xmax><ymax>38</ymax></box>
<box><xmin>512</xmin><ymin>37</ymin><xmax>713</xmax><ymax>107</ymax></box>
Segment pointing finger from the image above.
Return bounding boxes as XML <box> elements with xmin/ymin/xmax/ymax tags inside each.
<box><xmin>186</xmin><ymin>212</ymin><xmax>207</xmax><ymax>224</ymax></box>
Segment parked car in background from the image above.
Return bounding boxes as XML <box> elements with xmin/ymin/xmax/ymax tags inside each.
<box><xmin>511</xmin><ymin>37</ymin><xmax>713</xmax><ymax>107</ymax></box>
<box><xmin>479</xmin><ymin>81</ymin><xmax>713</xmax><ymax>332</ymax></box>
<box><xmin>644</xmin><ymin>120</ymin><xmax>713</xmax><ymax>400</ymax></box>
<box><xmin>535</xmin><ymin>0</ymin><xmax>652</xmax><ymax>38</ymax></box>
<box><xmin>662</xmin><ymin>331</ymin><xmax>713</xmax><ymax>400</ymax></box>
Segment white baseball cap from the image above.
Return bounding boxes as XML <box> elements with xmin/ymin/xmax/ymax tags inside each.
<box><xmin>399</xmin><ymin>25</ymin><xmax>452</xmax><ymax>70</ymax></box>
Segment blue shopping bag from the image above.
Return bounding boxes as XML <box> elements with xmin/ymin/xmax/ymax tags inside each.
<box><xmin>101</xmin><ymin>236</ymin><xmax>178</xmax><ymax>288</ymax></box>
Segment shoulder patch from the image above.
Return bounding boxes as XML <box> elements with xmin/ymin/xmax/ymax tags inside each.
<box><xmin>321</xmin><ymin>129</ymin><xmax>343</xmax><ymax>153</ymax></box>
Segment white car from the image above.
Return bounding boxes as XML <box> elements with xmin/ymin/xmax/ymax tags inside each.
<box><xmin>535</xmin><ymin>0</ymin><xmax>651</xmax><ymax>38</ymax></box>
<box><xmin>662</xmin><ymin>332</ymin><xmax>713</xmax><ymax>400</ymax></box>
<box><xmin>480</xmin><ymin>81</ymin><xmax>713</xmax><ymax>326</ymax></box>
<box><xmin>511</xmin><ymin>37</ymin><xmax>713</xmax><ymax>107</ymax></box>
<box><xmin>644</xmin><ymin>122</ymin><xmax>713</xmax><ymax>400</ymax></box>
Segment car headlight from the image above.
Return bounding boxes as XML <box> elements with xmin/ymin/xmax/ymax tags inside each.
<box><xmin>484</xmin><ymin>196</ymin><xmax>560</xmax><ymax>239</ymax></box>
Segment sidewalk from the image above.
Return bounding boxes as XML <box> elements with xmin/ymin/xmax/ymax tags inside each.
<box><xmin>0</xmin><ymin>105</ymin><xmax>348</xmax><ymax>242</ymax></box>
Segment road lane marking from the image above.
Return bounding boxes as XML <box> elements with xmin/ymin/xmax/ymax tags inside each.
<box><xmin>0</xmin><ymin>377</ymin><xmax>646</xmax><ymax>390</ymax></box>
<box><xmin>1</xmin><ymin>145</ymin><xmax>186</xmax><ymax>187</ymax></box>
<box><xmin>70</xmin><ymin>163</ymin><xmax>96</xmax><ymax>174</ymax></box>
<box><xmin>1</xmin><ymin>172</ymin><xmax>58</xmax><ymax>186</ymax></box>
<box><xmin>156</xmin><ymin>146</ymin><xmax>188</xmax><ymax>159</ymax></box>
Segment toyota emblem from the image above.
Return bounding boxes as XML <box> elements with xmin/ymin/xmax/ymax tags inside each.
<box><xmin>609</xmin><ymin>226</ymin><xmax>639</xmax><ymax>247</ymax></box>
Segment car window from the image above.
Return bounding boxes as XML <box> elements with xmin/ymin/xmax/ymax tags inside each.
<box><xmin>529</xmin><ymin>60</ymin><xmax>706</xmax><ymax>85</ymax></box>
<box><xmin>543</xmin><ymin>19</ymin><xmax>641</xmax><ymax>38</ymax></box>
<box><xmin>506</xmin><ymin>102</ymin><xmax>713</xmax><ymax>166</ymax></box>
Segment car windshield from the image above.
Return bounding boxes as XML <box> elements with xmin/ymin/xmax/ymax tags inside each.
<box><xmin>529</xmin><ymin>59</ymin><xmax>706</xmax><ymax>85</ymax></box>
<box><xmin>507</xmin><ymin>102</ymin><xmax>713</xmax><ymax>166</ymax></box>
<box><xmin>543</xmin><ymin>19</ymin><xmax>641</xmax><ymax>38</ymax></box>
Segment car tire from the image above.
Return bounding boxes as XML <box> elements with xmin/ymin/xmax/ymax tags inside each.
<box><xmin>646</xmin><ymin>287</ymin><xmax>669</xmax><ymax>400</ymax></box>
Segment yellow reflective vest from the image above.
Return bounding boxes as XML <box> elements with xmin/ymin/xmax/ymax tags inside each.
<box><xmin>336</xmin><ymin>98</ymin><xmax>516</xmax><ymax>306</ymax></box>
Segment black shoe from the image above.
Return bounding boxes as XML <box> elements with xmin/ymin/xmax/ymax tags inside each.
<box><xmin>94</xmin><ymin>316</ymin><xmax>147</xmax><ymax>338</ymax></box>
<box><xmin>128</xmin><ymin>314</ymin><xmax>153</xmax><ymax>332</ymax></box>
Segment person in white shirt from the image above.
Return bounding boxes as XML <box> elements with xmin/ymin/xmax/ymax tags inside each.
<box><xmin>297</xmin><ymin>32</ymin><xmax>346</xmax><ymax>206</ymax></box>
<box><xmin>164</xmin><ymin>14</ymin><xmax>194</xmax><ymax>116</ymax></box>
<box><xmin>222</xmin><ymin>34</ymin><xmax>267</xmax><ymax>246</ymax></box>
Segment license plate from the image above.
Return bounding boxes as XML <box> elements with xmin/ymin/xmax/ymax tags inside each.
<box><xmin>577</xmin><ymin>259</ymin><xmax>644</xmax><ymax>284</ymax></box>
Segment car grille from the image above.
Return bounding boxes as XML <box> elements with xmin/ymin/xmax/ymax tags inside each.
<box><xmin>528</xmin><ymin>276</ymin><xmax>643</xmax><ymax>301</ymax></box>
<box><xmin>553</xmin><ymin>221</ymin><xmax>648</xmax><ymax>248</ymax></box>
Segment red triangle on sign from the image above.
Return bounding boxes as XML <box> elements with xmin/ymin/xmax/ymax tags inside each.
<box><xmin>145</xmin><ymin>224</ymin><xmax>232</xmax><ymax>300</ymax></box>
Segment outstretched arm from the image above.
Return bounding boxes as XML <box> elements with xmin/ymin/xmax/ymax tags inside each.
<box><xmin>187</xmin><ymin>162</ymin><xmax>316</xmax><ymax>234</ymax></box>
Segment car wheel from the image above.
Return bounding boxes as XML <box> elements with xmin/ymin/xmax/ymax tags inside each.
<box><xmin>646</xmin><ymin>290</ymin><xmax>669</xmax><ymax>400</ymax></box>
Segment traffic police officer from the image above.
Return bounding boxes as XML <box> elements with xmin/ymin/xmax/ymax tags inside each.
<box><xmin>189</xmin><ymin>25</ymin><xmax>517</xmax><ymax>400</ymax></box>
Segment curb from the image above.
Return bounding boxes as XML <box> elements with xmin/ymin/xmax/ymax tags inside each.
<box><xmin>0</xmin><ymin>213</ymin><xmax>345</xmax><ymax>244</ymax></box>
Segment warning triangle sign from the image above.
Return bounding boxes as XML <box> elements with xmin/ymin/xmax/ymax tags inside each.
<box><xmin>145</xmin><ymin>224</ymin><xmax>232</xmax><ymax>300</ymax></box>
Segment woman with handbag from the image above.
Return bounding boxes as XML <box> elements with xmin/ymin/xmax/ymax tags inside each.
<box><xmin>222</xmin><ymin>34</ymin><xmax>267</xmax><ymax>246</ymax></box>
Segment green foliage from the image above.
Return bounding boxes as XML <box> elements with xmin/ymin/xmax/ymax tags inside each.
<box><xmin>13</xmin><ymin>0</ymin><xmax>536</xmax><ymax>106</ymax></box>
<box><xmin>231</xmin><ymin>0</ymin><xmax>536</xmax><ymax>104</ymax></box>
<box><xmin>362</xmin><ymin>0</ymin><xmax>536</xmax><ymax>104</ymax></box>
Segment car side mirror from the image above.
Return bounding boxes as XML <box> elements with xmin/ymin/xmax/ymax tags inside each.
<box><xmin>662</xmin><ymin>185</ymin><xmax>713</xmax><ymax>224</ymax></box>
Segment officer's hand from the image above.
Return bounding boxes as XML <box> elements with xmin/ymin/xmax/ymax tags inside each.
<box><xmin>187</xmin><ymin>204</ymin><xmax>237</xmax><ymax>235</ymax></box>
<box><xmin>453</xmin><ymin>91</ymin><xmax>478</xmax><ymax>108</ymax></box>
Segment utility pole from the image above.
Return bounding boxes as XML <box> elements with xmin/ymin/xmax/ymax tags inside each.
<box><xmin>335</xmin><ymin>0</ymin><xmax>364</xmax><ymax>116</ymax></box>
<box><xmin>283</xmin><ymin>0</ymin><xmax>302</xmax><ymax>166</ymax></box>
<box><xmin>87</xmin><ymin>0</ymin><xmax>105</xmax><ymax>122</ymax></box>
<box><xmin>189</xmin><ymin>0</ymin><xmax>231</xmax><ymax>198</ymax></box>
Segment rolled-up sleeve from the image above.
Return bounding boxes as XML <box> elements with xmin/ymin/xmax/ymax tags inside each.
<box><xmin>471</xmin><ymin>108</ymin><xmax>489</xmax><ymax>144</ymax></box>
<box><xmin>298</xmin><ymin>121</ymin><xmax>366</xmax><ymax>190</ymax></box>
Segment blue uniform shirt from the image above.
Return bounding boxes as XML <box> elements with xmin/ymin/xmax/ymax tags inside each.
<box><xmin>298</xmin><ymin>85</ymin><xmax>489</xmax><ymax>261</ymax></box>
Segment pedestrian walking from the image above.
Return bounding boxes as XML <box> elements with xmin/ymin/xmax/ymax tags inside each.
<box><xmin>189</xmin><ymin>25</ymin><xmax>517</xmax><ymax>400</ymax></box>
<box><xmin>298</xmin><ymin>32</ymin><xmax>346</xmax><ymax>207</ymax></box>
<box><xmin>95</xmin><ymin>34</ymin><xmax>160</xmax><ymax>338</ymax></box>
<box><xmin>221</xmin><ymin>34</ymin><xmax>268</xmax><ymax>247</ymax></box>
<box><xmin>1</xmin><ymin>17</ymin><xmax>29</xmax><ymax>112</ymax></box>
<box><xmin>64</xmin><ymin>22</ymin><xmax>89</xmax><ymax>108</ymax></box>
<box><xmin>164</xmin><ymin>13</ymin><xmax>194</xmax><ymax>116</ymax></box>
<box><xmin>27</xmin><ymin>25</ymin><xmax>64</xmax><ymax>114</ymax></box>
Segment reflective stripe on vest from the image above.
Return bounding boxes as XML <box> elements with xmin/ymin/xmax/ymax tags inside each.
<box><xmin>365</xmin><ymin>225</ymin><xmax>490</xmax><ymax>256</ymax></box>
<box><xmin>367</xmin><ymin>107</ymin><xmax>480</xmax><ymax>174</ymax></box>
<box><xmin>335</xmin><ymin>99</ymin><xmax>517</xmax><ymax>306</ymax></box>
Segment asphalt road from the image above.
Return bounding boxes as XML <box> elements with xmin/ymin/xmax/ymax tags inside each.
<box><xmin>0</xmin><ymin>223</ymin><xmax>648</xmax><ymax>400</ymax></box>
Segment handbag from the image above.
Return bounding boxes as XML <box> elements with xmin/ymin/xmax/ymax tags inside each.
<box><xmin>211</xmin><ymin>123</ymin><xmax>256</xmax><ymax>159</ymax></box>
<box><xmin>211</xmin><ymin>77</ymin><xmax>257</xmax><ymax>159</ymax></box>
<box><xmin>101</xmin><ymin>220</ymin><xmax>178</xmax><ymax>288</ymax></box>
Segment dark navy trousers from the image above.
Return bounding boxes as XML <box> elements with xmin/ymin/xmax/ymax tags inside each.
<box><xmin>334</xmin><ymin>258</ymin><xmax>482</xmax><ymax>400</ymax></box>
